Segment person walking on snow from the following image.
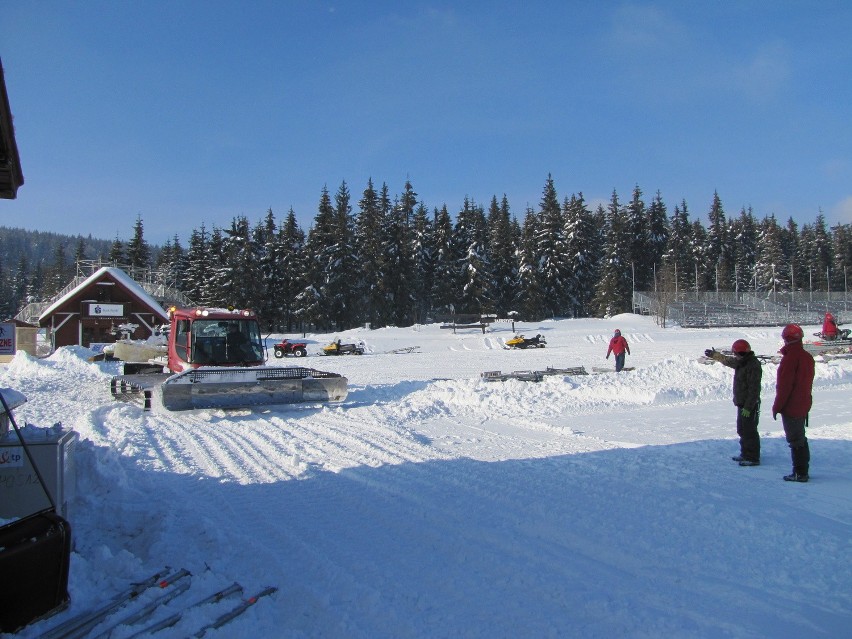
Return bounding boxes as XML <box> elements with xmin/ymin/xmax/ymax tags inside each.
<box><xmin>606</xmin><ymin>329</ymin><xmax>630</xmax><ymax>372</ymax></box>
<box><xmin>704</xmin><ymin>339</ymin><xmax>762</xmax><ymax>466</ymax></box>
<box><xmin>772</xmin><ymin>323</ymin><xmax>815</xmax><ymax>483</ymax></box>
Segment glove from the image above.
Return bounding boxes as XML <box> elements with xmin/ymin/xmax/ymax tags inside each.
<box><xmin>704</xmin><ymin>348</ymin><xmax>715</xmax><ymax>358</ymax></box>
<box><xmin>740</xmin><ymin>408</ymin><xmax>751</xmax><ymax>418</ymax></box>
<box><xmin>606</xmin><ymin>355</ymin><xmax>610</xmax><ymax>360</ymax></box>
<box><xmin>772</xmin><ymin>412</ymin><xmax>778</xmax><ymax>421</ymax></box>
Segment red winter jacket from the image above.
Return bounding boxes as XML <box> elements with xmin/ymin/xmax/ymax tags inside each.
<box><xmin>772</xmin><ymin>341</ymin><xmax>815</xmax><ymax>418</ymax></box>
<box><xmin>822</xmin><ymin>314</ymin><xmax>838</xmax><ymax>338</ymax></box>
<box><xmin>606</xmin><ymin>335</ymin><xmax>630</xmax><ymax>357</ymax></box>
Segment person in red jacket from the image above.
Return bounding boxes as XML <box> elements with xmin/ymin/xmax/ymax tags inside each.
<box><xmin>821</xmin><ymin>312</ymin><xmax>839</xmax><ymax>340</ymax></box>
<box><xmin>772</xmin><ymin>323</ymin><xmax>815</xmax><ymax>482</ymax></box>
<box><xmin>606</xmin><ymin>329</ymin><xmax>631</xmax><ymax>372</ymax></box>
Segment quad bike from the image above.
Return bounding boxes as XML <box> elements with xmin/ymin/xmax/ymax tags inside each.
<box><xmin>505</xmin><ymin>334</ymin><xmax>546</xmax><ymax>349</ymax></box>
<box><xmin>273</xmin><ymin>338</ymin><xmax>308</xmax><ymax>358</ymax></box>
<box><xmin>322</xmin><ymin>339</ymin><xmax>365</xmax><ymax>355</ymax></box>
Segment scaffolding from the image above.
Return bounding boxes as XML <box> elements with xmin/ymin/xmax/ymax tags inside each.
<box><xmin>14</xmin><ymin>260</ymin><xmax>195</xmax><ymax>326</ymax></box>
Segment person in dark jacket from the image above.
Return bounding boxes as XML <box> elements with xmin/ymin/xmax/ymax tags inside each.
<box><xmin>705</xmin><ymin>339</ymin><xmax>762</xmax><ymax>466</ymax></box>
<box><xmin>605</xmin><ymin>329</ymin><xmax>630</xmax><ymax>372</ymax></box>
<box><xmin>772</xmin><ymin>323</ymin><xmax>815</xmax><ymax>483</ymax></box>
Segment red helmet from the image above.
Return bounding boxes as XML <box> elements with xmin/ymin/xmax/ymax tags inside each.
<box><xmin>731</xmin><ymin>339</ymin><xmax>751</xmax><ymax>354</ymax></box>
<box><xmin>825</xmin><ymin>312</ymin><xmax>834</xmax><ymax>321</ymax></box>
<box><xmin>781</xmin><ymin>324</ymin><xmax>804</xmax><ymax>342</ymax></box>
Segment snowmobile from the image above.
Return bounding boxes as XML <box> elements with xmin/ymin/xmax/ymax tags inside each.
<box><xmin>110</xmin><ymin>307</ymin><xmax>348</xmax><ymax>411</ymax></box>
<box><xmin>804</xmin><ymin>335</ymin><xmax>852</xmax><ymax>356</ymax></box>
<box><xmin>322</xmin><ymin>339</ymin><xmax>365</xmax><ymax>355</ymax></box>
<box><xmin>812</xmin><ymin>329</ymin><xmax>852</xmax><ymax>341</ymax></box>
<box><xmin>273</xmin><ymin>338</ymin><xmax>308</xmax><ymax>358</ymax></box>
<box><xmin>504</xmin><ymin>334</ymin><xmax>546</xmax><ymax>349</ymax></box>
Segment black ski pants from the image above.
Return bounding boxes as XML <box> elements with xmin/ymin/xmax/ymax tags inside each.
<box><xmin>736</xmin><ymin>405</ymin><xmax>761</xmax><ymax>462</ymax></box>
<box><xmin>782</xmin><ymin>415</ymin><xmax>810</xmax><ymax>475</ymax></box>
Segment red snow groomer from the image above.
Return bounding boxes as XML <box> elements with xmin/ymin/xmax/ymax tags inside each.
<box><xmin>110</xmin><ymin>307</ymin><xmax>347</xmax><ymax>410</ymax></box>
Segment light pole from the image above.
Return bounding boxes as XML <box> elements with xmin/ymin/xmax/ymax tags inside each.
<box><xmin>772</xmin><ymin>263</ymin><xmax>776</xmax><ymax>299</ymax></box>
<box><xmin>715</xmin><ymin>260</ymin><xmax>719</xmax><ymax>295</ymax></box>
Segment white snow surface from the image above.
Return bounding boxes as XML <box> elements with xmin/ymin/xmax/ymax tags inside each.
<box><xmin>2</xmin><ymin>315</ymin><xmax>852</xmax><ymax>638</ymax></box>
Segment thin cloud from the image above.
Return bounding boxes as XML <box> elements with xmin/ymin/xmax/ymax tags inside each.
<box><xmin>607</xmin><ymin>3</ymin><xmax>689</xmax><ymax>53</ymax></box>
<box><xmin>831</xmin><ymin>196</ymin><xmax>852</xmax><ymax>225</ymax></box>
<box><xmin>725</xmin><ymin>42</ymin><xmax>791</xmax><ymax>101</ymax></box>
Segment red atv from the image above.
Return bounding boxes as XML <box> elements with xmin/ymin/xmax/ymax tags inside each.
<box><xmin>273</xmin><ymin>338</ymin><xmax>308</xmax><ymax>358</ymax></box>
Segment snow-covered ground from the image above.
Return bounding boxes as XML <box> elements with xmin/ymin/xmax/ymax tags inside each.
<box><xmin>2</xmin><ymin>314</ymin><xmax>852</xmax><ymax>638</ymax></box>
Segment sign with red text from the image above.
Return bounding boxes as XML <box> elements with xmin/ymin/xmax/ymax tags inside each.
<box><xmin>0</xmin><ymin>322</ymin><xmax>15</xmax><ymax>356</ymax></box>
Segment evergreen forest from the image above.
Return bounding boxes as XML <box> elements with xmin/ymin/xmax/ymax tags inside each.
<box><xmin>2</xmin><ymin>176</ymin><xmax>851</xmax><ymax>331</ymax></box>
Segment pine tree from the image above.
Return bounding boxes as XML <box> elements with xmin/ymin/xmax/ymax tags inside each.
<box><xmin>183</xmin><ymin>225</ymin><xmax>210</xmax><ymax>305</ymax></box>
<box><xmin>411</xmin><ymin>202</ymin><xmax>435</xmax><ymax>324</ymax></box>
<box><xmin>754</xmin><ymin>215</ymin><xmax>786</xmax><ymax>295</ymax></box>
<box><xmin>663</xmin><ymin>201</ymin><xmax>693</xmax><ymax>294</ymax></box>
<box><xmin>690</xmin><ymin>219</ymin><xmax>709</xmax><ymax>292</ymax></box>
<box><xmin>829</xmin><ymin>223</ymin><xmax>851</xmax><ymax>294</ymax></box>
<box><xmin>706</xmin><ymin>191</ymin><xmax>733</xmax><ymax>291</ymax></box>
<box><xmin>355</xmin><ymin>178</ymin><xmax>387</xmax><ymax>327</ymax></box>
<box><xmin>626</xmin><ymin>184</ymin><xmax>652</xmax><ymax>291</ymax></box>
<box><xmin>74</xmin><ymin>238</ymin><xmax>87</xmax><ymax>270</ymax></box>
<box><xmin>730</xmin><ymin>207</ymin><xmax>758</xmax><ymax>293</ymax></box>
<box><xmin>593</xmin><ymin>190</ymin><xmax>633</xmax><ymax>316</ymax></box>
<box><xmin>646</xmin><ymin>191</ymin><xmax>670</xmax><ymax>281</ymax></box>
<box><xmin>276</xmin><ymin>208</ymin><xmax>306</xmax><ymax>332</ymax></box>
<box><xmin>383</xmin><ymin>181</ymin><xmax>417</xmax><ymax>325</ymax></box>
<box><xmin>516</xmin><ymin>207</ymin><xmax>546</xmax><ymax>320</ymax></box>
<box><xmin>535</xmin><ymin>175</ymin><xmax>570</xmax><ymax>317</ymax></box>
<box><xmin>563</xmin><ymin>192</ymin><xmax>598</xmax><ymax>317</ymax></box>
<box><xmin>812</xmin><ymin>212</ymin><xmax>833</xmax><ymax>289</ymax></box>
<box><xmin>205</xmin><ymin>227</ymin><xmax>227</xmax><ymax>305</ymax></box>
<box><xmin>487</xmin><ymin>195</ymin><xmax>517</xmax><ymax>317</ymax></box>
<box><xmin>217</xmin><ymin>216</ymin><xmax>262</xmax><ymax>309</ymax></box>
<box><xmin>254</xmin><ymin>209</ymin><xmax>282</xmax><ymax>329</ymax></box>
<box><xmin>11</xmin><ymin>255</ymin><xmax>29</xmax><ymax>309</ymax></box>
<box><xmin>154</xmin><ymin>234</ymin><xmax>186</xmax><ymax>294</ymax></box>
<box><xmin>430</xmin><ymin>204</ymin><xmax>456</xmax><ymax>315</ymax></box>
<box><xmin>781</xmin><ymin>218</ymin><xmax>801</xmax><ymax>291</ymax></box>
<box><xmin>44</xmin><ymin>242</ymin><xmax>69</xmax><ymax>298</ymax></box>
<box><xmin>108</xmin><ymin>235</ymin><xmax>125</xmax><ymax>265</ymax></box>
<box><xmin>126</xmin><ymin>215</ymin><xmax>151</xmax><ymax>269</ymax></box>
<box><xmin>330</xmin><ymin>180</ymin><xmax>358</xmax><ymax>328</ymax></box>
<box><xmin>454</xmin><ymin>197</ymin><xmax>493</xmax><ymax>314</ymax></box>
<box><xmin>297</xmin><ymin>186</ymin><xmax>337</xmax><ymax>330</ymax></box>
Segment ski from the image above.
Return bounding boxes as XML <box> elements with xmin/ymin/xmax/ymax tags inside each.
<box><xmin>191</xmin><ymin>586</ymin><xmax>277</xmax><ymax>638</ymax></box>
<box><xmin>91</xmin><ymin>568</ymin><xmax>191</xmax><ymax>639</ymax></box>
<box><xmin>40</xmin><ymin>567</ymin><xmax>172</xmax><ymax>639</ymax></box>
<box><xmin>123</xmin><ymin>581</ymin><xmax>243</xmax><ymax>638</ymax></box>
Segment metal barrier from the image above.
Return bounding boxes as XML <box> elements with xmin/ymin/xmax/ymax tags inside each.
<box><xmin>633</xmin><ymin>291</ymin><xmax>851</xmax><ymax>328</ymax></box>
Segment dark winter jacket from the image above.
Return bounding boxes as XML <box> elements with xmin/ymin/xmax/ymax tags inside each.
<box><xmin>606</xmin><ymin>335</ymin><xmax>630</xmax><ymax>357</ymax></box>
<box><xmin>772</xmin><ymin>341</ymin><xmax>815</xmax><ymax>418</ymax></box>
<box><xmin>712</xmin><ymin>351</ymin><xmax>762</xmax><ymax>409</ymax></box>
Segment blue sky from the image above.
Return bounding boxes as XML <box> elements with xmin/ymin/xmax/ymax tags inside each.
<box><xmin>1</xmin><ymin>1</ymin><xmax>851</xmax><ymax>245</ymax></box>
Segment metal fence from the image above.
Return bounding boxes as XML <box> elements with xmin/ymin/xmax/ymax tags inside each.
<box><xmin>633</xmin><ymin>291</ymin><xmax>852</xmax><ymax>328</ymax></box>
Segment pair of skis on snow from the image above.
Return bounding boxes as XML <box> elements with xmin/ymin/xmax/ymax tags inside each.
<box><xmin>39</xmin><ymin>567</ymin><xmax>276</xmax><ymax>639</ymax></box>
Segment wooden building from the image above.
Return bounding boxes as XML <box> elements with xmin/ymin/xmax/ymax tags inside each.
<box><xmin>38</xmin><ymin>267</ymin><xmax>169</xmax><ymax>350</ymax></box>
<box><xmin>0</xmin><ymin>57</ymin><xmax>24</xmax><ymax>199</ymax></box>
